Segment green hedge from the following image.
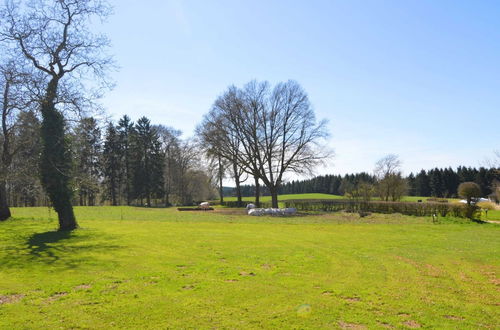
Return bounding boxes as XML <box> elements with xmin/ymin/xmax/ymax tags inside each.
<box><xmin>283</xmin><ymin>199</ymin><xmax>468</xmax><ymax>217</ymax></box>
<box><xmin>221</xmin><ymin>201</ymin><xmax>272</xmax><ymax>208</ymax></box>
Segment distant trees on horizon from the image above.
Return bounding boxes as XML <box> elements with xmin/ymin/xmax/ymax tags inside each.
<box><xmin>2</xmin><ymin>114</ymin><xmax>218</xmax><ymax>209</ymax></box>
<box><xmin>225</xmin><ymin>166</ymin><xmax>500</xmax><ymax>201</ymax></box>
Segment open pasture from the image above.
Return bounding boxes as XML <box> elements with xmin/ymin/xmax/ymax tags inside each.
<box><xmin>0</xmin><ymin>206</ymin><xmax>498</xmax><ymax>329</ymax></box>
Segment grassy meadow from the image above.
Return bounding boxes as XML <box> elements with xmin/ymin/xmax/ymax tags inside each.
<box><xmin>0</xmin><ymin>206</ymin><xmax>499</xmax><ymax>329</ymax></box>
<box><xmin>223</xmin><ymin>193</ymin><xmax>461</xmax><ymax>203</ymax></box>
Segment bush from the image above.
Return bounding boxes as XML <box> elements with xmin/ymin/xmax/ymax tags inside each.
<box><xmin>282</xmin><ymin>199</ymin><xmax>470</xmax><ymax>218</ymax></box>
<box><xmin>458</xmin><ymin>182</ymin><xmax>482</xmax><ymax>205</ymax></box>
<box><xmin>221</xmin><ymin>201</ymin><xmax>272</xmax><ymax>208</ymax></box>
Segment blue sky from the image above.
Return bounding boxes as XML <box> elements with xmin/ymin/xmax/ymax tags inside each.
<box><xmin>102</xmin><ymin>0</ymin><xmax>500</xmax><ymax>176</ymax></box>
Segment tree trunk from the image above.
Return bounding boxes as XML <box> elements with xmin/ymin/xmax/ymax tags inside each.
<box><xmin>270</xmin><ymin>186</ymin><xmax>279</xmax><ymax>208</ymax></box>
<box><xmin>254</xmin><ymin>176</ymin><xmax>260</xmax><ymax>207</ymax></box>
<box><xmin>39</xmin><ymin>78</ymin><xmax>77</xmax><ymax>231</ymax></box>
<box><xmin>218</xmin><ymin>155</ymin><xmax>224</xmax><ymax>204</ymax></box>
<box><xmin>233</xmin><ymin>161</ymin><xmax>242</xmax><ymax>207</ymax></box>
<box><xmin>0</xmin><ymin>180</ymin><xmax>11</xmax><ymax>221</ymax></box>
<box><xmin>111</xmin><ymin>177</ymin><xmax>117</xmax><ymax>206</ymax></box>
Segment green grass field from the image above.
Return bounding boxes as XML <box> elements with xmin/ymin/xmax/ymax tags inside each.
<box><xmin>1</xmin><ymin>206</ymin><xmax>499</xmax><ymax>329</ymax></box>
<box><xmin>223</xmin><ymin>193</ymin><xmax>346</xmax><ymax>202</ymax></box>
<box><xmin>223</xmin><ymin>193</ymin><xmax>461</xmax><ymax>203</ymax></box>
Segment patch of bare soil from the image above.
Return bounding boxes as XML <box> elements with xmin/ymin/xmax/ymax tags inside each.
<box><xmin>0</xmin><ymin>294</ymin><xmax>24</xmax><ymax>305</ymax></box>
<box><xmin>48</xmin><ymin>292</ymin><xmax>68</xmax><ymax>302</ymax></box>
<box><xmin>338</xmin><ymin>321</ymin><xmax>367</xmax><ymax>329</ymax></box>
<box><xmin>402</xmin><ymin>320</ymin><xmax>421</xmax><ymax>328</ymax></box>
<box><xmin>344</xmin><ymin>296</ymin><xmax>361</xmax><ymax>302</ymax></box>
<box><xmin>443</xmin><ymin>315</ymin><xmax>464</xmax><ymax>320</ymax></box>
<box><xmin>239</xmin><ymin>271</ymin><xmax>256</xmax><ymax>276</ymax></box>
<box><xmin>214</xmin><ymin>208</ymin><xmax>247</xmax><ymax>216</ymax></box>
<box><xmin>74</xmin><ymin>284</ymin><xmax>92</xmax><ymax>290</ymax></box>
<box><xmin>377</xmin><ymin>322</ymin><xmax>394</xmax><ymax>328</ymax></box>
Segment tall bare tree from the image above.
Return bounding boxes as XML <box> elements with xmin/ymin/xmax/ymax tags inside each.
<box><xmin>1</xmin><ymin>0</ymin><xmax>113</xmax><ymax>230</ymax></box>
<box><xmin>199</xmin><ymin>80</ymin><xmax>330</xmax><ymax>208</ymax></box>
<box><xmin>0</xmin><ymin>61</ymin><xmax>30</xmax><ymax>220</ymax></box>
<box><xmin>374</xmin><ymin>154</ymin><xmax>407</xmax><ymax>201</ymax></box>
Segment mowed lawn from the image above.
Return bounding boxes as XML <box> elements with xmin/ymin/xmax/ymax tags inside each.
<box><xmin>0</xmin><ymin>207</ymin><xmax>499</xmax><ymax>329</ymax></box>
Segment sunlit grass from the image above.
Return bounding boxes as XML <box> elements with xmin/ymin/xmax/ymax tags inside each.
<box><xmin>0</xmin><ymin>206</ymin><xmax>498</xmax><ymax>328</ymax></box>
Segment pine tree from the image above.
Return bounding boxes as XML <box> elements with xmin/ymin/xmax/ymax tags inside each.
<box><xmin>117</xmin><ymin>115</ymin><xmax>135</xmax><ymax>205</ymax></box>
<box><xmin>102</xmin><ymin>122</ymin><xmax>121</xmax><ymax>205</ymax></box>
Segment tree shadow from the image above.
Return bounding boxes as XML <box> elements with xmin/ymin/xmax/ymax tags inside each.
<box><xmin>1</xmin><ymin>229</ymin><xmax>123</xmax><ymax>270</ymax></box>
<box><xmin>27</xmin><ymin>230</ymin><xmax>74</xmax><ymax>261</ymax></box>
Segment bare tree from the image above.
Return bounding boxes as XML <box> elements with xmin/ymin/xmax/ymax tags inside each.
<box><xmin>199</xmin><ymin>80</ymin><xmax>331</xmax><ymax>208</ymax></box>
<box><xmin>374</xmin><ymin>154</ymin><xmax>407</xmax><ymax>201</ymax></box>
<box><xmin>0</xmin><ymin>61</ymin><xmax>30</xmax><ymax>220</ymax></box>
<box><xmin>1</xmin><ymin>0</ymin><xmax>113</xmax><ymax>230</ymax></box>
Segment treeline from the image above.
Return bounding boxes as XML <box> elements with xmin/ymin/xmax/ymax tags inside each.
<box><xmin>227</xmin><ymin>167</ymin><xmax>499</xmax><ymax>199</ymax></box>
<box><xmin>407</xmin><ymin>167</ymin><xmax>498</xmax><ymax>198</ymax></box>
<box><xmin>225</xmin><ymin>173</ymin><xmax>376</xmax><ymax>197</ymax></box>
<box><xmin>5</xmin><ymin>115</ymin><xmax>217</xmax><ymax>207</ymax></box>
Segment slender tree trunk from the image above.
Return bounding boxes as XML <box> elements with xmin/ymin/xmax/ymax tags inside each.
<box><xmin>1</xmin><ymin>80</ymin><xmax>12</xmax><ymax>221</ymax></box>
<box><xmin>254</xmin><ymin>176</ymin><xmax>260</xmax><ymax>207</ymax></box>
<box><xmin>0</xmin><ymin>180</ymin><xmax>11</xmax><ymax>221</ymax></box>
<box><xmin>39</xmin><ymin>78</ymin><xmax>77</xmax><ymax>231</ymax></box>
<box><xmin>111</xmin><ymin>176</ymin><xmax>117</xmax><ymax>206</ymax></box>
<box><xmin>218</xmin><ymin>155</ymin><xmax>224</xmax><ymax>204</ymax></box>
<box><xmin>232</xmin><ymin>161</ymin><xmax>242</xmax><ymax>207</ymax></box>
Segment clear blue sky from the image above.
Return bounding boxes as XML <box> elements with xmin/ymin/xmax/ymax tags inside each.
<box><xmin>102</xmin><ymin>0</ymin><xmax>500</xmax><ymax>176</ymax></box>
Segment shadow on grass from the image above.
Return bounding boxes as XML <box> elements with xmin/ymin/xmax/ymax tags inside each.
<box><xmin>1</xmin><ymin>229</ymin><xmax>123</xmax><ymax>270</ymax></box>
<box><xmin>27</xmin><ymin>230</ymin><xmax>74</xmax><ymax>261</ymax></box>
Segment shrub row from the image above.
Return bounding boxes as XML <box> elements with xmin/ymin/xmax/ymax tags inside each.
<box><xmin>282</xmin><ymin>199</ymin><xmax>468</xmax><ymax>217</ymax></box>
<box><xmin>221</xmin><ymin>201</ymin><xmax>272</xmax><ymax>208</ymax></box>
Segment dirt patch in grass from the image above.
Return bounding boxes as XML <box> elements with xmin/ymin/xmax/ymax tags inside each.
<box><xmin>48</xmin><ymin>292</ymin><xmax>68</xmax><ymax>302</ymax></box>
<box><xmin>344</xmin><ymin>296</ymin><xmax>361</xmax><ymax>302</ymax></box>
<box><xmin>443</xmin><ymin>315</ymin><xmax>464</xmax><ymax>320</ymax></box>
<box><xmin>338</xmin><ymin>321</ymin><xmax>367</xmax><ymax>329</ymax></box>
<box><xmin>74</xmin><ymin>284</ymin><xmax>92</xmax><ymax>290</ymax></box>
<box><xmin>214</xmin><ymin>208</ymin><xmax>247</xmax><ymax>216</ymax></box>
<box><xmin>377</xmin><ymin>322</ymin><xmax>394</xmax><ymax>328</ymax></box>
<box><xmin>239</xmin><ymin>271</ymin><xmax>256</xmax><ymax>276</ymax></box>
<box><xmin>402</xmin><ymin>320</ymin><xmax>421</xmax><ymax>328</ymax></box>
<box><xmin>0</xmin><ymin>294</ymin><xmax>25</xmax><ymax>305</ymax></box>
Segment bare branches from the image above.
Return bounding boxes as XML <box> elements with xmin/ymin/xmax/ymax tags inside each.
<box><xmin>198</xmin><ymin>80</ymin><xmax>332</xmax><ymax>207</ymax></box>
<box><xmin>0</xmin><ymin>0</ymin><xmax>114</xmax><ymax>116</ymax></box>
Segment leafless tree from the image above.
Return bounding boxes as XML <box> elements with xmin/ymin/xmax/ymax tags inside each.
<box><xmin>374</xmin><ymin>154</ymin><xmax>407</xmax><ymax>201</ymax></box>
<box><xmin>0</xmin><ymin>60</ymin><xmax>31</xmax><ymax>220</ymax></box>
<box><xmin>1</xmin><ymin>0</ymin><xmax>113</xmax><ymax>230</ymax></box>
<box><xmin>199</xmin><ymin>80</ymin><xmax>331</xmax><ymax>208</ymax></box>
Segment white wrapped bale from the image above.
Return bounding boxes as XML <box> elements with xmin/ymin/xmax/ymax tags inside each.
<box><xmin>199</xmin><ymin>202</ymin><xmax>210</xmax><ymax>209</ymax></box>
<box><xmin>247</xmin><ymin>207</ymin><xmax>297</xmax><ymax>216</ymax></box>
<box><xmin>248</xmin><ymin>208</ymin><xmax>264</xmax><ymax>216</ymax></box>
<box><xmin>246</xmin><ymin>203</ymin><xmax>256</xmax><ymax>210</ymax></box>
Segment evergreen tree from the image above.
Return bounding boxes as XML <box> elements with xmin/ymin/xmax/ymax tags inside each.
<box><xmin>117</xmin><ymin>115</ymin><xmax>135</xmax><ymax>205</ymax></box>
<box><xmin>130</xmin><ymin>117</ymin><xmax>164</xmax><ymax>206</ymax></box>
<box><xmin>102</xmin><ymin>122</ymin><xmax>121</xmax><ymax>205</ymax></box>
<box><xmin>73</xmin><ymin>118</ymin><xmax>102</xmax><ymax>206</ymax></box>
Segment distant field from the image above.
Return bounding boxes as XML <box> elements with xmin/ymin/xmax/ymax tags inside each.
<box><xmin>224</xmin><ymin>193</ymin><xmax>461</xmax><ymax>203</ymax></box>
<box><xmin>223</xmin><ymin>193</ymin><xmax>345</xmax><ymax>202</ymax></box>
<box><xmin>0</xmin><ymin>206</ymin><xmax>498</xmax><ymax>328</ymax></box>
